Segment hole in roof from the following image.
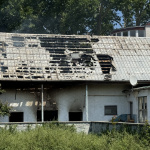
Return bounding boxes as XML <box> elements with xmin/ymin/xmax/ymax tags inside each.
<box><xmin>97</xmin><ymin>54</ymin><xmax>116</xmax><ymax>74</ymax></box>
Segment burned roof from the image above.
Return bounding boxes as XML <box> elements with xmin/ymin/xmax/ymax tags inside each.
<box><xmin>0</xmin><ymin>32</ymin><xmax>150</xmax><ymax>82</ymax></box>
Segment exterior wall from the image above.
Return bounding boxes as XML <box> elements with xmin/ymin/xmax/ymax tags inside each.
<box><xmin>88</xmin><ymin>84</ymin><xmax>129</xmax><ymax>121</ymax></box>
<box><xmin>127</xmin><ymin>89</ymin><xmax>150</xmax><ymax>123</ymax></box>
<box><xmin>55</xmin><ymin>84</ymin><xmax>129</xmax><ymax>122</ymax></box>
<box><xmin>0</xmin><ymin>89</ymin><xmax>37</xmax><ymax>122</ymax></box>
<box><xmin>145</xmin><ymin>24</ymin><xmax>150</xmax><ymax>37</ymax></box>
<box><xmin>0</xmin><ymin>122</ymin><xmax>145</xmax><ymax>134</ymax></box>
<box><xmin>0</xmin><ymin>83</ymin><xmax>130</xmax><ymax>122</ymax></box>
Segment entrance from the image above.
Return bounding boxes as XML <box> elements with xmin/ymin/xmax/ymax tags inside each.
<box><xmin>138</xmin><ymin>97</ymin><xmax>147</xmax><ymax>123</ymax></box>
<box><xmin>37</xmin><ymin>110</ymin><xmax>58</xmax><ymax>121</ymax></box>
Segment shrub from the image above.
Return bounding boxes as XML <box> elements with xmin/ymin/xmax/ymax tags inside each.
<box><xmin>0</xmin><ymin>123</ymin><xmax>149</xmax><ymax>150</ymax></box>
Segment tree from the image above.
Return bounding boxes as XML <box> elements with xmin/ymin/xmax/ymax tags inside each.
<box><xmin>0</xmin><ymin>101</ymin><xmax>11</xmax><ymax>117</ymax></box>
<box><xmin>0</xmin><ymin>87</ymin><xmax>11</xmax><ymax>117</ymax></box>
<box><xmin>0</xmin><ymin>0</ymin><xmax>150</xmax><ymax>34</ymax></box>
<box><xmin>113</xmin><ymin>0</ymin><xmax>150</xmax><ymax>27</ymax></box>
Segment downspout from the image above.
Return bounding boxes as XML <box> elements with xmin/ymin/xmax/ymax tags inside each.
<box><xmin>41</xmin><ymin>84</ymin><xmax>44</xmax><ymax>122</ymax></box>
<box><xmin>85</xmin><ymin>84</ymin><xmax>88</xmax><ymax>121</ymax></box>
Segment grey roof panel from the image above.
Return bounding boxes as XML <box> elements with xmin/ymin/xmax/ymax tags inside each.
<box><xmin>0</xmin><ymin>33</ymin><xmax>150</xmax><ymax>81</ymax></box>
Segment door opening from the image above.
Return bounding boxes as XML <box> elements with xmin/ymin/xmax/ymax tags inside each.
<box><xmin>37</xmin><ymin>110</ymin><xmax>58</xmax><ymax>121</ymax></box>
<box><xmin>138</xmin><ymin>97</ymin><xmax>147</xmax><ymax>123</ymax></box>
<box><xmin>69</xmin><ymin>112</ymin><xmax>82</xmax><ymax>121</ymax></box>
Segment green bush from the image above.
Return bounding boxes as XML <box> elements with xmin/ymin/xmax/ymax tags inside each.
<box><xmin>0</xmin><ymin>123</ymin><xmax>149</xmax><ymax>150</ymax></box>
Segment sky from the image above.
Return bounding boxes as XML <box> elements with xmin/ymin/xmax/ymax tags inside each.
<box><xmin>114</xmin><ymin>11</ymin><xmax>123</xmax><ymax>29</ymax></box>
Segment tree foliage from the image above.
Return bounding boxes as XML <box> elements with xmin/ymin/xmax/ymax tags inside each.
<box><xmin>0</xmin><ymin>87</ymin><xmax>11</xmax><ymax>117</ymax></box>
<box><xmin>113</xmin><ymin>0</ymin><xmax>150</xmax><ymax>27</ymax></box>
<box><xmin>0</xmin><ymin>0</ymin><xmax>150</xmax><ymax>35</ymax></box>
<box><xmin>0</xmin><ymin>101</ymin><xmax>11</xmax><ymax>117</ymax></box>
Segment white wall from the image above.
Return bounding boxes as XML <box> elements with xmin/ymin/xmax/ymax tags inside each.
<box><xmin>127</xmin><ymin>89</ymin><xmax>150</xmax><ymax>123</ymax></box>
<box><xmin>0</xmin><ymin>83</ymin><xmax>130</xmax><ymax>122</ymax></box>
<box><xmin>145</xmin><ymin>24</ymin><xmax>150</xmax><ymax>37</ymax></box>
<box><xmin>0</xmin><ymin>89</ymin><xmax>37</xmax><ymax>122</ymax></box>
<box><xmin>87</xmin><ymin>84</ymin><xmax>129</xmax><ymax>121</ymax></box>
<box><xmin>55</xmin><ymin>84</ymin><xmax>129</xmax><ymax>122</ymax></box>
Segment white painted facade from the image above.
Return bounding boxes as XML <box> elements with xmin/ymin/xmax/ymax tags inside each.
<box><xmin>0</xmin><ymin>83</ymin><xmax>149</xmax><ymax>123</ymax></box>
<box><xmin>127</xmin><ymin>89</ymin><xmax>150</xmax><ymax>123</ymax></box>
<box><xmin>145</xmin><ymin>24</ymin><xmax>150</xmax><ymax>37</ymax></box>
<box><xmin>0</xmin><ymin>89</ymin><xmax>37</xmax><ymax>122</ymax></box>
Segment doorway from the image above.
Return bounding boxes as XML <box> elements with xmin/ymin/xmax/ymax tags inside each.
<box><xmin>138</xmin><ymin>97</ymin><xmax>147</xmax><ymax>123</ymax></box>
<box><xmin>37</xmin><ymin>110</ymin><xmax>58</xmax><ymax>121</ymax></box>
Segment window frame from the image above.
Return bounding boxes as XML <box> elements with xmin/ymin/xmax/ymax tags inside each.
<box><xmin>138</xmin><ymin>96</ymin><xmax>147</xmax><ymax>123</ymax></box>
<box><xmin>104</xmin><ymin>105</ymin><xmax>117</xmax><ymax>115</ymax></box>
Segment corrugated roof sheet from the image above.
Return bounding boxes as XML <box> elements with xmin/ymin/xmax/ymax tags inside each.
<box><xmin>0</xmin><ymin>33</ymin><xmax>150</xmax><ymax>81</ymax></box>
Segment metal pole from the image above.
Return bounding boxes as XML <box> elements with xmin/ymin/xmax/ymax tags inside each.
<box><xmin>41</xmin><ymin>84</ymin><xmax>44</xmax><ymax>122</ymax></box>
<box><xmin>85</xmin><ymin>84</ymin><xmax>88</xmax><ymax>121</ymax></box>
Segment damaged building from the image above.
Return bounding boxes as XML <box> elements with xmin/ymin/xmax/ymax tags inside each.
<box><xmin>0</xmin><ymin>32</ymin><xmax>150</xmax><ymax>123</ymax></box>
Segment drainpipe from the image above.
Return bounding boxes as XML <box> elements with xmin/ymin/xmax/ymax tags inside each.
<box><xmin>41</xmin><ymin>84</ymin><xmax>44</xmax><ymax>122</ymax></box>
<box><xmin>85</xmin><ymin>84</ymin><xmax>88</xmax><ymax>121</ymax></box>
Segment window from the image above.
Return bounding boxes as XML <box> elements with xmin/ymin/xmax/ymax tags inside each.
<box><xmin>138</xmin><ymin>30</ymin><xmax>144</xmax><ymax>37</ymax></box>
<box><xmin>138</xmin><ymin>97</ymin><xmax>147</xmax><ymax>123</ymax></box>
<box><xmin>105</xmin><ymin>106</ymin><xmax>117</xmax><ymax>115</ymax></box>
<box><xmin>9</xmin><ymin>112</ymin><xmax>23</xmax><ymax>122</ymax></box>
<box><xmin>69</xmin><ymin>112</ymin><xmax>82</xmax><ymax>121</ymax></box>
<box><xmin>130</xmin><ymin>30</ymin><xmax>136</xmax><ymax>37</ymax></box>
<box><xmin>117</xmin><ymin>32</ymin><xmax>121</xmax><ymax>36</ymax></box>
<box><xmin>123</xmin><ymin>31</ymin><xmax>128</xmax><ymax>36</ymax></box>
<box><xmin>37</xmin><ymin>110</ymin><xmax>58</xmax><ymax>121</ymax></box>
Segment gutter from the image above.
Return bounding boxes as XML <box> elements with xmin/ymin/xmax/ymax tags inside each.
<box><xmin>123</xmin><ymin>85</ymin><xmax>150</xmax><ymax>93</ymax></box>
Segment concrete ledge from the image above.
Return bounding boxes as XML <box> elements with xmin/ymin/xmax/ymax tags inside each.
<box><xmin>0</xmin><ymin>121</ymin><xmax>146</xmax><ymax>134</ymax></box>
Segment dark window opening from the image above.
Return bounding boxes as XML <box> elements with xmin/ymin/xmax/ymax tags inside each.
<box><xmin>37</xmin><ymin>110</ymin><xmax>58</xmax><ymax>121</ymax></box>
<box><xmin>69</xmin><ymin>112</ymin><xmax>82</xmax><ymax>121</ymax></box>
<box><xmin>117</xmin><ymin>32</ymin><xmax>121</xmax><ymax>36</ymax></box>
<box><xmin>97</xmin><ymin>55</ymin><xmax>114</xmax><ymax>74</ymax></box>
<box><xmin>130</xmin><ymin>30</ymin><xmax>136</xmax><ymax>37</ymax></box>
<box><xmin>138</xmin><ymin>30</ymin><xmax>144</xmax><ymax>37</ymax></box>
<box><xmin>9</xmin><ymin>112</ymin><xmax>23</xmax><ymax>122</ymax></box>
<box><xmin>105</xmin><ymin>106</ymin><xmax>117</xmax><ymax>115</ymax></box>
<box><xmin>123</xmin><ymin>31</ymin><xmax>128</xmax><ymax>36</ymax></box>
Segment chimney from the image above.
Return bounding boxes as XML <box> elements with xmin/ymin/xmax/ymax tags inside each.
<box><xmin>145</xmin><ymin>22</ymin><xmax>150</xmax><ymax>37</ymax></box>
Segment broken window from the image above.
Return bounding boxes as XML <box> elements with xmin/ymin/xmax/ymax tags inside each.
<box><xmin>69</xmin><ymin>112</ymin><xmax>82</xmax><ymax>121</ymax></box>
<box><xmin>105</xmin><ymin>106</ymin><xmax>117</xmax><ymax>115</ymax></box>
<box><xmin>37</xmin><ymin>110</ymin><xmax>58</xmax><ymax>121</ymax></box>
<box><xmin>97</xmin><ymin>55</ymin><xmax>116</xmax><ymax>74</ymax></box>
<box><xmin>9</xmin><ymin>112</ymin><xmax>24</xmax><ymax>122</ymax></box>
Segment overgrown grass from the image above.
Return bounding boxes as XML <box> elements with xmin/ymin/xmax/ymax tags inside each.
<box><xmin>0</xmin><ymin>123</ymin><xmax>150</xmax><ymax>150</ymax></box>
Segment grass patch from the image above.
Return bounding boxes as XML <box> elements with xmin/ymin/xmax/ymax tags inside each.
<box><xmin>0</xmin><ymin>123</ymin><xmax>150</xmax><ymax>150</ymax></box>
